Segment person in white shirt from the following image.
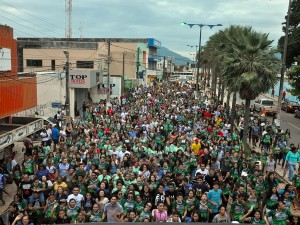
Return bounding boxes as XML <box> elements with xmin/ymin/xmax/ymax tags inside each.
<box><xmin>67</xmin><ymin>186</ymin><xmax>84</xmax><ymax>208</ymax></box>
<box><xmin>40</xmin><ymin>128</ymin><xmax>49</xmax><ymax>146</ymax></box>
<box><xmin>118</xmin><ymin>146</ymin><xmax>131</xmax><ymax>161</ymax></box>
<box><xmin>195</xmin><ymin>164</ymin><xmax>209</xmax><ymax>177</ymax></box>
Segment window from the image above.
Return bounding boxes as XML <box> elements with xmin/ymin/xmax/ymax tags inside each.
<box><xmin>262</xmin><ymin>100</ymin><xmax>274</xmax><ymax>106</ymax></box>
<box><xmin>51</xmin><ymin>60</ymin><xmax>55</xmax><ymax>70</ymax></box>
<box><xmin>27</xmin><ymin>59</ymin><xmax>42</xmax><ymax>67</ymax></box>
<box><xmin>76</xmin><ymin>61</ymin><xmax>94</xmax><ymax>69</ymax></box>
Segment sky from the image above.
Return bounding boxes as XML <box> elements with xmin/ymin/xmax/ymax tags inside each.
<box><xmin>0</xmin><ymin>0</ymin><xmax>289</xmax><ymax>59</ymax></box>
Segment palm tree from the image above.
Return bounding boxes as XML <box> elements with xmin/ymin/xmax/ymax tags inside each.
<box><xmin>220</xmin><ymin>25</ymin><xmax>279</xmax><ymax>149</ymax></box>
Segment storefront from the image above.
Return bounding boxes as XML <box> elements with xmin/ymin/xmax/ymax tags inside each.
<box><xmin>69</xmin><ymin>70</ymin><xmax>102</xmax><ymax>118</ymax></box>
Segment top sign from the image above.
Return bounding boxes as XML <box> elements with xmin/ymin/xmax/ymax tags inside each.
<box><xmin>69</xmin><ymin>70</ymin><xmax>101</xmax><ymax>88</ymax></box>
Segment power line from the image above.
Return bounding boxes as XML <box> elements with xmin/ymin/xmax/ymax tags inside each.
<box><xmin>0</xmin><ymin>7</ymin><xmax>63</xmax><ymax>37</ymax></box>
<box><xmin>0</xmin><ymin>14</ymin><xmax>56</xmax><ymax>38</ymax></box>
<box><xmin>0</xmin><ymin>0</ymin><xmax>64</xmax><ymax>30</ymax></box>
<box><xmin>0</xmin><ymin>73</ymin><xmax>58</xmax><ymax>84</ymax></box>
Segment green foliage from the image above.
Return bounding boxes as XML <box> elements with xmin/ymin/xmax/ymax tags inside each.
<box><xmin>278</xmin><ymin>0</ymin><xmax>300</xmax><ymax>67</ymax></box>
<box><xmin>287</xmin><ymin>65</ymin><xmax>300</xmax><ymax>100</ymax></box>
<box><xmin>217</xmin><ymin>25</ymin><xmax>279</xmax><ymax>100</ymax></box>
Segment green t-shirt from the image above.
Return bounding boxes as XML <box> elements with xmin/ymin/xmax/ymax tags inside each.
<box><xmin>293</xmin><ymin>174</ymin><xmax>300</xmax><ymax>188</ymax></box>
<box><xmin>266</xmin><ymin>194</ymin><xmax>279</xmax><ymax>209</ymax></box>
<box><xmin>198</xmin><ymin>202</ymin><xmax>210</xmax><ymax>222</ymax></box>
<box><xmin>267</xmin><ymin>209</ymin><xmax>291</xmax><ymax>225</ymax></box>
<box><xmin>66</xmin><ymin>206</ymin><xmax>80</xmax><ymax>219</ymax></box>
<box><xmin>230</xmin><ymin>201</ymin><xmax>246</xmax><ymax>222</ymax></box>
<box><xmin>89</xmin><ymin>211</ymin><xmax>103</xmax><ymax>222</ymax></box>
<box><xmin>23</xmin><ymin>159</ymin><xmax>35</xmax><ymax>174</ymax></box>
<box><xmin>120</xmin><ymin>199</ymin><xmax>137</xmax><ymax>213</ymax></box>
<box><xmin>172</xmin><ymin>201</ymin><xmax>186</xmax><ymax>216</ymax></box>
<box><xmin>249</xmin><ymin>217</ymin><xmax>266</xmax><ymax>224</ymax></box>
<box><xmin>45</xmin><ymin>201</ymin><xmax>59</xmax><ymax>217</ymax></box>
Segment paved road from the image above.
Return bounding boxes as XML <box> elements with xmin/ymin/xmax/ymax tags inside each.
<box><xmin>227</xmin><ymin>91</ymin><xmax>300</xmax><ymax>181</ymax></box>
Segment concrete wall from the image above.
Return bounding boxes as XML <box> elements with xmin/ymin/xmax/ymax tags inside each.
<box><xmin>18</xmin><ymin>38</ymin><xmax>150</xmax><ymax>80</ymax></box>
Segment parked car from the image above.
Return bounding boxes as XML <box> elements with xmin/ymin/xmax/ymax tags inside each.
<box><xmin>37</xmin><ymin>116</ymin><xmax>60</xmax><ymax>127</ymax></box>
<box><xmin>295</xmin><ymin>109</ymin><xmax>300</xmax><ymax>118</ymax></box>
<box><xmin>281</xmin><ymin>99</ymin><xmax>300</xmax><ymax>113</ymax></box>
<box><xmin>253</xmin><ymin>98</ymin><xmax>277</xmax><ymax>115</ymax></box>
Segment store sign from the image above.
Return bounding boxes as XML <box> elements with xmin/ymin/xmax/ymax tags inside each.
<box><xmin>98</xmin><ymin>76</ymin><xmax>121</xmax><ymax>96</ymax></box>
<box><xmin>69</xmin><ymin>70</ymin><xmax>101</xmax><ymax>88</ymax></box>
<box><xmin>70</xmin><ymin>75</ymin><xmax>87</xmax><ymax>84</ymax></box>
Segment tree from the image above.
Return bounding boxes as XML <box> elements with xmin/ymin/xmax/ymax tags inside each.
<box><xmin>220</xmin><ymin>25</ymin><xmax>279</xmax><ymax>149</ymax></box>
<box><xmin>287</xmin><ymin>65</ymin><xmax>300</xmax><ymax>100</ymax></box>
<box><xmin>278</xmin><ymin>0</ymin><xmax>300</xmax><ymax>68</ymax></box>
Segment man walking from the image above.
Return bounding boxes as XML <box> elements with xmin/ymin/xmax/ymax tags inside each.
<box><xmin>286</xmin><ymin>147</ymin><xmax>300</xmax><ymax>182</ymax></box>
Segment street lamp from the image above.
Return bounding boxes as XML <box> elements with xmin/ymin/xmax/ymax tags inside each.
<box><xmin>182</xmin><ymin>22</ymin><xmax>222</xmax><ymax>92</ymax></box>
<box><xmin>63</xmin><ymin>50</ymin><xmax>70</xmax><ymax>119</ymax></box>
<box><xmin>188</xmin><ymin>53</ymin><xmax>196</xmax><ymax>72</ymax></box>
<box><xmin>187</xmin><ymin>45</ymin><xmax>198</xmax><ymax>76</ymax></box>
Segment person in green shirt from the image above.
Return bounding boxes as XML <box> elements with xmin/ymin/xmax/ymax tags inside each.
<box><xmin>22</xmin><ymin>154</ymin><xmax>36</xmax><ymax>177</ymax></box>
<box><xmin>265</xmin><ymin>186</ymin><xmax>280</xmax><ymax>211</ymax></box>
<box><xmin>230</xmin><ymin>194</ymin><xmax>247</xmax><ymax>222</ymax></box>
<box><xmin>28</xmin><ymin>191</ymin><xmax>45</xmax><ymax>224</ymax></box>
<box><xmin>172</xmin><ymin>193</ymin><xmax>187</xmax><ymax>221</ymax></box>
<box><xmin>89</xmin><ymin>203</ymin><xmax>103</xmax><ymax>222</ymax></box>
<box><xmin>263</xmin><ymin>131</ymin><xmax>271</xmax><ymax>151</ymax></box>
<box><xmin>87</xmin><ymin>172</ymin><xmax>100</xmax><ymax>197</ymax></box>
<box><xmin>197</xmin><ymin>194</ymin><xmax>211</xmax><ymax>222</ymax></box>
<box><xmin>66</xmin><ymin>198</ymin><xmax>80</xmax><ymax>220</ymax></box>
<box><xmin>241</xmin><ymin>209</ymin><xmax>268</xmax><ymax>224</ymax></box>
<box><xmin>267</xmin><ymin>201</ymin><xmax>291</xmax><ymax>225</ymax></box>
<box><xmin>44</xmin><ymin>194</ymin><xmax>60</xmax><ymax>224</ymax></box>
<box><xmin>120</xmin><ymin>191</ymin><xmax>137</xmax><ymax>214</ymax></box>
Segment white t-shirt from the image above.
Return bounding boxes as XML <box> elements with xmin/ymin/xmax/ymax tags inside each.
<box><xmin>195</xmin><ymin>168</ymin><xmax>209</xmax><ymax>177</ymax></box>
<box><xmin>67</xmin><ymin>193</ymin><xmax>84</xmax><ymax>207</ymax></box>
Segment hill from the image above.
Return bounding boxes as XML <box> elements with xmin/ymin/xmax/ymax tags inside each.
<box><xmin>157</xmin><ymin>46</ymin><xmax>192</xmax><ymax>66</ymax></box>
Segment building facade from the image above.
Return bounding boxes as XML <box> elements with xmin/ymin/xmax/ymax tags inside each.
<box><xmin>0</xmin><ymin>25</ymin><xmax>37</xmax><ymax>119</ymax></box>
<box><xmin>17</xmin><ymin>38</ymin><xmax>161</xmax><ymax>118</ymax></box>
<box><xmin>0</xmin><ymin>25</ymin><xmax>39</xmax><ymax>156</ymax></box>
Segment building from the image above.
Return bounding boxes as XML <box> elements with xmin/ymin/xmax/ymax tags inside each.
<box><xmin>0</xmin><ymin>25</ymin><xmax>40</xmax><ymax>155</ymax></box>
<box><xmin>17</xmin><ymin>38</ymin><xmax>161</xmax><ymax>117</ymax></box>
<box><xmin>17</xmin><ymin>37</ymin><xmax>161</xmax><ymax>83</ymax></box>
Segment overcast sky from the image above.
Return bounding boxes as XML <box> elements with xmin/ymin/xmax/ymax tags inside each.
<box><xmin>0</xmin><ymin>0</ymin><xmax>289</xmax><ymax>58</ymax></box>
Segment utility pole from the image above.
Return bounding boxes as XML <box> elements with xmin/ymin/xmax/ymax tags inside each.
<box><xmin>163</xmin><ymin>56</ymin><xmax>166</xmax><ymax>80</ymax></box>
<box><xmin>277</xmin><ymin>0</ymin><xmax>291</xmax><ymax>116</ymax></box>
<box><xmin>122</xmin><ymin>52</ymin><xmax>125</xmax><ymax>94</ymax></box>
<box><xmin>136</xmin><ymin>47</ymin><xmax>140</xmax><ymax>80</ymax></box>
<box><xmin>63</xmin><ymin>51</ymin><xmax>70</xmax><ymax>119</ymax></box>
<box><xmin>106</xmin><ymin>40</ymin><xmax>111</xmax><ymax>108</ymax></box>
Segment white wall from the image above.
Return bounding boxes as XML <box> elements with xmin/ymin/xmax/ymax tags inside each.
<box><xmin>14</xmin><ymin>73</ymin><xmax>66</xmax><ymax>117</ymax></box>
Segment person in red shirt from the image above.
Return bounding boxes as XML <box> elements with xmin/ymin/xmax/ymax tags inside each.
<box><xmin>107</xmin><ymin>106</ymin><xmax>114</xmax><ymax>115</ymax></box>
<box><xmin>203</xmin><ymin>110</ymin><xmax>212</xmax><ymax>118</ymax></box>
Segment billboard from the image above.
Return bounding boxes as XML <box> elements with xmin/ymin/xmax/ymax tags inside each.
<box><xmin>0</xmin><ymin>48</ymin><xmax>11</xmax><ymax>71</ymax></box>
<box><xmin>69</xmin><ymin>70</ymin><xmax>102</xmax><ymax>88</ymax></box>
<box><xmin>98</xmin><ymin>76</ymin><xmax>122</xmax><ymax>97</ymax></box>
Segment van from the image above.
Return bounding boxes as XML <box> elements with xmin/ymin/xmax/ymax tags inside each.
<box><xmin>253</xmin><ymin>98</ymin><xmax>277</xmax><ymax>115</ymax></box>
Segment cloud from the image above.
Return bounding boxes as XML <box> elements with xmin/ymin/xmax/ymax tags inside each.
<box><xmin>0</xmin><ymin>0</ymin><xmax>289</xmax><ymax>55</ymax></box>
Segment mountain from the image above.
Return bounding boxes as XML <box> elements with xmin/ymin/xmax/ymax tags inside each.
<box><xmin>157</xmin><ymin>46</ymin><xmax>192</xmax><ymax>66</ymax></box>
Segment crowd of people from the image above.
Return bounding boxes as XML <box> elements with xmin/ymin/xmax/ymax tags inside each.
<box><xmin>1</xmin><ymin>81</ymin><xmax>300</xmax><ymax>225</ymax></box>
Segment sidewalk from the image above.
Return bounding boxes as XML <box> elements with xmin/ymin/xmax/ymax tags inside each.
<box><xmin>214</xmin><ymin>88</ymin><xmax>290</xmax><ymax>183</ymax></box>
<box><xmin>0</xmin><ymin>142</ymin><xmax>28</xmax><ymax>215</ymax></box>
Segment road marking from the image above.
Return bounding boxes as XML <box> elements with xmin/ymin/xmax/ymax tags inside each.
<box><xmin>288</xmin><ymin>122</ymin><xmax>300</xmax><ymax>131</ymax></box>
